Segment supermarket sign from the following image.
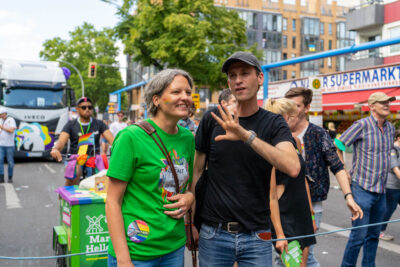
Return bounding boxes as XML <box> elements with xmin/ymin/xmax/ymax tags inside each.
<box><xmin>259</xmin><ymin>64</ymin><xmax>400</xmax><ymax>99</ymax></box>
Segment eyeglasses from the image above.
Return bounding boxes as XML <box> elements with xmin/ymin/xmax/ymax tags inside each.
<box><xmin>79</xmin><ymin>105</ymin><xmax>93</xmax><ymax>110</ymax></box>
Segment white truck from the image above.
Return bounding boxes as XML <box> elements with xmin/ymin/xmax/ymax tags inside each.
<box><xmin>0</xmin><ymin>59</ymin><xmax>75</xmax><ymax>157</ymax></box>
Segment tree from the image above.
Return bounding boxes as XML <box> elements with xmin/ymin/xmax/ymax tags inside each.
<box><xmin>40</xmin><ymin>23</ymin><xmax>124</xmax><ymax>111</ymax></box>
<box><xmin>114</xmin><ymin>0</ymin><xmax>260</xmax><ymax>90</ymax></box>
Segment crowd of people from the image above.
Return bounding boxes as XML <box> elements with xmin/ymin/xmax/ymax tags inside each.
<box><xmin>100</xmin><ymin>51</ymin><xmax>398</xmax><ymax>267</ymax></box>
<box><xmin>1</xmin><ymin>50</ymin><xmax>398</xmax><ymax>267</ymax></box>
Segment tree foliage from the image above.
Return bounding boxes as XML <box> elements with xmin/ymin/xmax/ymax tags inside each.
<box><xmin>40</xmin><ymin>23</ymin><xmax>124</xmax><ymax>111</ymax></box>
<box><xmin>115</xmin><ymin>0</ymin><xmax>260</xmax><ymax>90</ymax></box>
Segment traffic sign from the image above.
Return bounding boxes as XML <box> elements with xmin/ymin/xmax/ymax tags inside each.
<box><xmin>108</xmin><ymin>102</ymin><xmax>116</xmax><ymax>114</ymax></box>
<box><xmin>192</xmin><ymin>93</ymin><xmax>200</xmax><ymax>109</ymax></box>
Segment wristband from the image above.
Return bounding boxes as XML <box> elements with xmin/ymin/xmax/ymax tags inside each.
<box><xmin>185</xmin><ymin>223</ymin><xmax>193</xmax><ymax>226</ymax></box>
<box><xmin>244</xmin><ymin>130</ymin><xmax>257</xmax><ymax>145</ymax></box>
<box><xmin>311</xmin><ymin>215</ymin><xmax>315</xmax><ymax>221</ymax></box>
<box><xmin>344</xmin><ymin>192</ymin><xmax>353</xmax><ymax>200</ymax></box>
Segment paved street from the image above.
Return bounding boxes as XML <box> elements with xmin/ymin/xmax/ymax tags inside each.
<box><xmin>0</xmin><ymin>156</ymin><xmax>399</xmax><ymax>266</ymax></box>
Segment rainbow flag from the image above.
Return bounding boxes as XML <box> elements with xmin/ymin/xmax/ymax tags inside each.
<box><xmin>78</xmin><ymin>133</ymin><xmax>95</xmax><ymax>146</ymax></box>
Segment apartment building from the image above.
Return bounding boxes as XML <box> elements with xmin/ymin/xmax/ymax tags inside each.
<box><xmin>214</xmin><ymin>0</ymin><xmax>355</xmax><ymax>81</ymax></box>
<box><xmin>346</xmin><ymin>0</ymin><xmax>400</xmax><ymax>69</ymax></box>
<box><xmin>124</xmin><ymin>0</ymin><xmax>356</xmax><ymax>119</ymax></box>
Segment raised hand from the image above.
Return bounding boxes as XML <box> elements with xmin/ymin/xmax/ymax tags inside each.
<box><xmin>211</xmin><ymin>104</ymin><xmax>250</xmax><ymax>142</ymax></box>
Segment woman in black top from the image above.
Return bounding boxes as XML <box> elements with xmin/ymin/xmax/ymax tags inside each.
<box><xmin>265</xmin><ymin>98</ymin><xmax>316</xmax><ymax>267</ymax></box>
<box><xmin>327</xmin><ymin>121</ymin><xmax>337</xmax><ymax>140</ymax></box>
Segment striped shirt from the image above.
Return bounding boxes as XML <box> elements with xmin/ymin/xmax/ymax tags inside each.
<box><xmin>339</xmin><ymin>115</ymin><xmax>394</xmax><ymax>193</ymax></box>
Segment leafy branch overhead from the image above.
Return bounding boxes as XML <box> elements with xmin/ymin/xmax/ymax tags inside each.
<box><xmin>40</xmin><ymin>23</ymin><xmax>124</xmax><ymax>111</ymax></box>
<box><xmin>116</xmin><ymin>0</ymin><xmax>260</xmax><ymax>90</ymax></box>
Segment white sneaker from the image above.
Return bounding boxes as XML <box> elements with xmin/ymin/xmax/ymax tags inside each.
<box><xmin>379</xmin><ymin>232</ymin><xmax>394</xmax><ymax>241</ymax></box>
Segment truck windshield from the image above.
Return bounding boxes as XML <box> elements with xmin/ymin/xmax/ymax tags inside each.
<box><xmin>3</xmin><ymin>88</ymin><xmax>66</xmax><ymax>109</ymax></box>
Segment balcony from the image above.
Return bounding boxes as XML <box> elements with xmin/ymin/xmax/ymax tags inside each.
<box><xmin>345</xmin><ymin>50</ymin><xmax>384</xmax><ymax>71</ymax></box>
<box><xmin>346</xmin><ymin>2</ymin><xmax>384</xmax><ymax>31</ymax></box>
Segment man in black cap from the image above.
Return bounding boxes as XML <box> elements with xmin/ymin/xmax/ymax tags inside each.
<box><xmin>191</xmin><ymin>51</ymin><xmax>300</xmax><ymax>266</ymax></box>
<box><xmin>51</xmin><ymin>97</ymin><xmax>114</xmax><ymax>185</ymax></box>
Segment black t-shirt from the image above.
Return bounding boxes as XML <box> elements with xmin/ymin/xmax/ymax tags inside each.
<box><xmin>273</xmin><ymin>154</ymin><xmax>316</xmax><ymax>249</ymax></box>
<box><xmin>328</xmin><ymin>129</ymin><xmax>337</xmax><ymax>140</ymax></box>
<box><xmin>195</xmin><ymin>108</ymin><xmax>295</xmax><ymax>231</ymax></box>
<box><xmin>62</xmin><ymin>118</ymin><xmax>108</xmax><ymax>155</ymax></box>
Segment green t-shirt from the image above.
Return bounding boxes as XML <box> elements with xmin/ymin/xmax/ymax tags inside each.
<box><xmin>107</xmin><ymin>119</ymin><xmax>195</xmax><ymax>260</ymax></box>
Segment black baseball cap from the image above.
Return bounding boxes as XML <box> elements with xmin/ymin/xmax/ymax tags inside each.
<box><xmin>221</xmin><ymin>51</ymin><xmax>262</xmax><ymax>73</ymax></box>
<box><xmin>76</xmin><ymin>96</ymin><xmax>93</xmax><ymax>106</ymax></box>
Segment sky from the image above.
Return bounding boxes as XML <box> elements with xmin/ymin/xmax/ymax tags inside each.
<box><xmin>0</xmin><ymin>0</ymin><xmax>356</xmax><ymax>85</ymax></box>
<box><xmin>0</xmin><ymin>0</ymin><xmax>126</xmax><ymax>81</ymax></box>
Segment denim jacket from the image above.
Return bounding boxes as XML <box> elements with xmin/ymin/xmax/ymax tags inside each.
<box><xmin>304</xmin><ymin>123</ymin><xmax>344</xmax><ymax>202</ymax></box>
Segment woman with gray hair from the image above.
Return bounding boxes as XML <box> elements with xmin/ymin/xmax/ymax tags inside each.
<box><xmin>106</xmin><ymin>69</ymin><xmax>195</xmax><ymax>267</ymax></box>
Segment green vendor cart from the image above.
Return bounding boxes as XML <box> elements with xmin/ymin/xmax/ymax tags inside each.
<box><xmin>53</xmin><ymin>186</ymin><xmax>109</xmax><ymax>267</ymax></box>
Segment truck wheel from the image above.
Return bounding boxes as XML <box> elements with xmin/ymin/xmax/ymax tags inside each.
<box><xmin>55</xmin><ymin>241</ymin><xmax>66</xmax><ymax>267</ymax></box>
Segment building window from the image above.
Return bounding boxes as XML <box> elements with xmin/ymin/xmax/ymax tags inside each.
<box><xmin>302</xmin><ymin>36</ymin><xmax>319</xmax><ymax>53</ymax></box>
<box><xmin>283</xmin><ymin>35</ymin><xmax>287</xmax><ymax>48</ymax></box>
<box><xmin>262</xmin><ymin>14</ymin><xmax>282</xmax><ymax>32</ymax></box>
<box><xmin>283</xmin><ymin>70</ymin><xmax>287</xmax><ymax>80</ymax></box>
<box><xmin>302</xmin><ymin>17</ymin><xmax>319</xmax><ymax>36</ymax></box>
<box><xmin>390</xmin><ymin>26</ymin><xmax>400</xmax><ymax>53</ymax></box>
<box><xmin>291</xmin><ymin>71</ymin><xmax>296</xmax><ymax>79</ymax></box>
<box><xmin>247</xmin><ymin>30</ymin><xmax>257</xmax><ymax>46</ymax></box>
<box><xmin>292</xmin><ymin>53</ymin><xmax>296</xmax><ymax>58</ymax></box>
<box><xmin>320</xmin><ymin>58</ymin><xmax>324</xmax><ymax>68</ymax></box>
<box><xmin>238</xmin><ymin>11</ymin><xmax>257</xmax><ymax>29</ymax></box>
<box><xmin>263</xmin><ymin>50</ymin><xmax>281</xmax><ymax>64</ymax></box>
<box><xmin>262</xmin><ymin>32</ymin><xmax>281</xmax><ymax>49</ymax></box>
<box><xmin>320</xmin><ymin>39</ymin><xmax>324</xmax><ymax>51</ymax></box>
<box><xmin>283</xmin><ymin>53</ymin><xmax>287</xmax><ymax>60</ymax></box>
<box><xmin>328</xmin><ymin>57</ymin><xmax>332</xmax><ymax>68</ymax></box>
<box><xmin>320</xmin><ymin>22</ymin><xmax>324</xmax><ymax>35</ymax></box>
<box><xmin>328</xmin><ymin>40</ymin><xmax>332</xmax><ymax>50</ymax></box>
<box><xmin>283</xmin><ymin>18</ymin><xmax>287</xmax><ymax>30</ymax></box>
<box><xmin>292</xmin><ymin>36</ymin><xmax>296</xmax><ymax>49</ymax></box>
<box><xmin>328</xmin><ymin>23</ymin><xmax>332</xmax><ymax>35</ymax></box>
<box><xmin>292</xmin><ymin>19</ymin><xmax>296</xmax><ymax>31</ymax></box>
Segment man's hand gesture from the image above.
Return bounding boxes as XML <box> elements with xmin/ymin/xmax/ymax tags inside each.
<box><xmin>211</xmin><ymin>104</ymin><xmax>250</xmax><ymax>142</ymax></box>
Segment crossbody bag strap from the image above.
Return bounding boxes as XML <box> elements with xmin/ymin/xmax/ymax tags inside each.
<box><xmin>134</xmin><ymin>121</ymin><xmax>180</xmax><ymax>194</ymax></box>
<box><xmin>135</xmin><ymin>120</ymin><xmax>197</xmax><ymax>267</ymax></box>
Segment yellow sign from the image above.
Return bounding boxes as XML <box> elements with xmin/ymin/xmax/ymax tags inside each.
<box><xmin>108</xmin><ymin>102</ymin><xmax>115</xmax><ymax>114</ymax></box>
<box><xmin>192</xmin><ymin>93</ymin><xmax>200</xmax><ymax>109</ymax></box>
<box><xmin>312</xmin><ymin>79</ymin><xmax>321</xmax><ymax>89</ymax></box>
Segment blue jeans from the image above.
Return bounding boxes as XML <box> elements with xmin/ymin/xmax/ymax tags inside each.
<box><xmin>341</xmin><ymin>183</ymin><xmax>386</xmax><ymax>267</ymax></box>
<box><xmin>198</xmin><ymin>223</ymin><xmax>272</xmax><ymax>267</ymax></box>
<box><xmin>306</xmin><ymin>210</ymin><xmax>322</xmax><ymax>267</ymax></box>
<box><xmin>0</xmin><ymin>146</ymin><xmax>14</xmax><ymax>177</ymax></box>
<box><xmin>381</xmin><ymin>188</ymin><xmax>400</xmax><ymax>232</ymax></box>
<box><xmin>107</xmin><ymin>246</ymin><xmax>184</xmax><ymax>267</ymax></box>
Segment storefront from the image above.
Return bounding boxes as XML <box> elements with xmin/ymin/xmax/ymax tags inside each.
<box><xmin>262</xmin><ymin>63</ymin><xmax>400</xmax><ymax>132</ymax></box>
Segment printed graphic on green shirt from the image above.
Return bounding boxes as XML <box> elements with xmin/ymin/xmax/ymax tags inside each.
<box><xmin>159</xmin><ymin>150</ymin><xmax>190</xmax><ymax>201</ymax></box>
<box><xmin>127</xmin><ymin>220</ymin><xmax>150</xmax><ymax>243</ymax></box>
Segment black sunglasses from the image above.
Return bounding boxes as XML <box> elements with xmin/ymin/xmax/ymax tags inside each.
<box><xmin>79</xmin><ymin>105</ymin><xmax>93</xmax><ymax>110</ymax></box>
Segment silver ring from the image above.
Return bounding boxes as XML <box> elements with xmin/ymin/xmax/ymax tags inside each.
<box><xmin>178</xmin><ymin>208</ymin><xmax>183</xmax><ymax>214</ymax></box>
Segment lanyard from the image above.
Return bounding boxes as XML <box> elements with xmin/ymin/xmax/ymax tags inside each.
<box><xmin>79</xmin><ymin>118</ymin><xmax>91</xmax><ymax>135</ymax></box>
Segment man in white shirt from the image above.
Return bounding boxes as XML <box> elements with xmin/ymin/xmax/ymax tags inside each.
<box><xmin>109</xmin><ymin>111</ymin><xmax>128</xmax><ymax>138</ymax></box>
<box><xmin>0</xmin><ymin>107</ymin><xmax>17</xmax><ymax>183</ymax></box>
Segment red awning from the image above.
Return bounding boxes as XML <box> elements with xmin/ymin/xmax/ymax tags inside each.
<box><xmin>323</xmin><ymin>88</ymin><xmax>400</xmax><ymax>111</ymax></box>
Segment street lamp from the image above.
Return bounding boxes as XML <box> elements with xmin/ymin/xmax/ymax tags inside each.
<box><xmin>57</xmin><ymin>60</ymin><xmax>85</xmax><ymax>97</ymax></box>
